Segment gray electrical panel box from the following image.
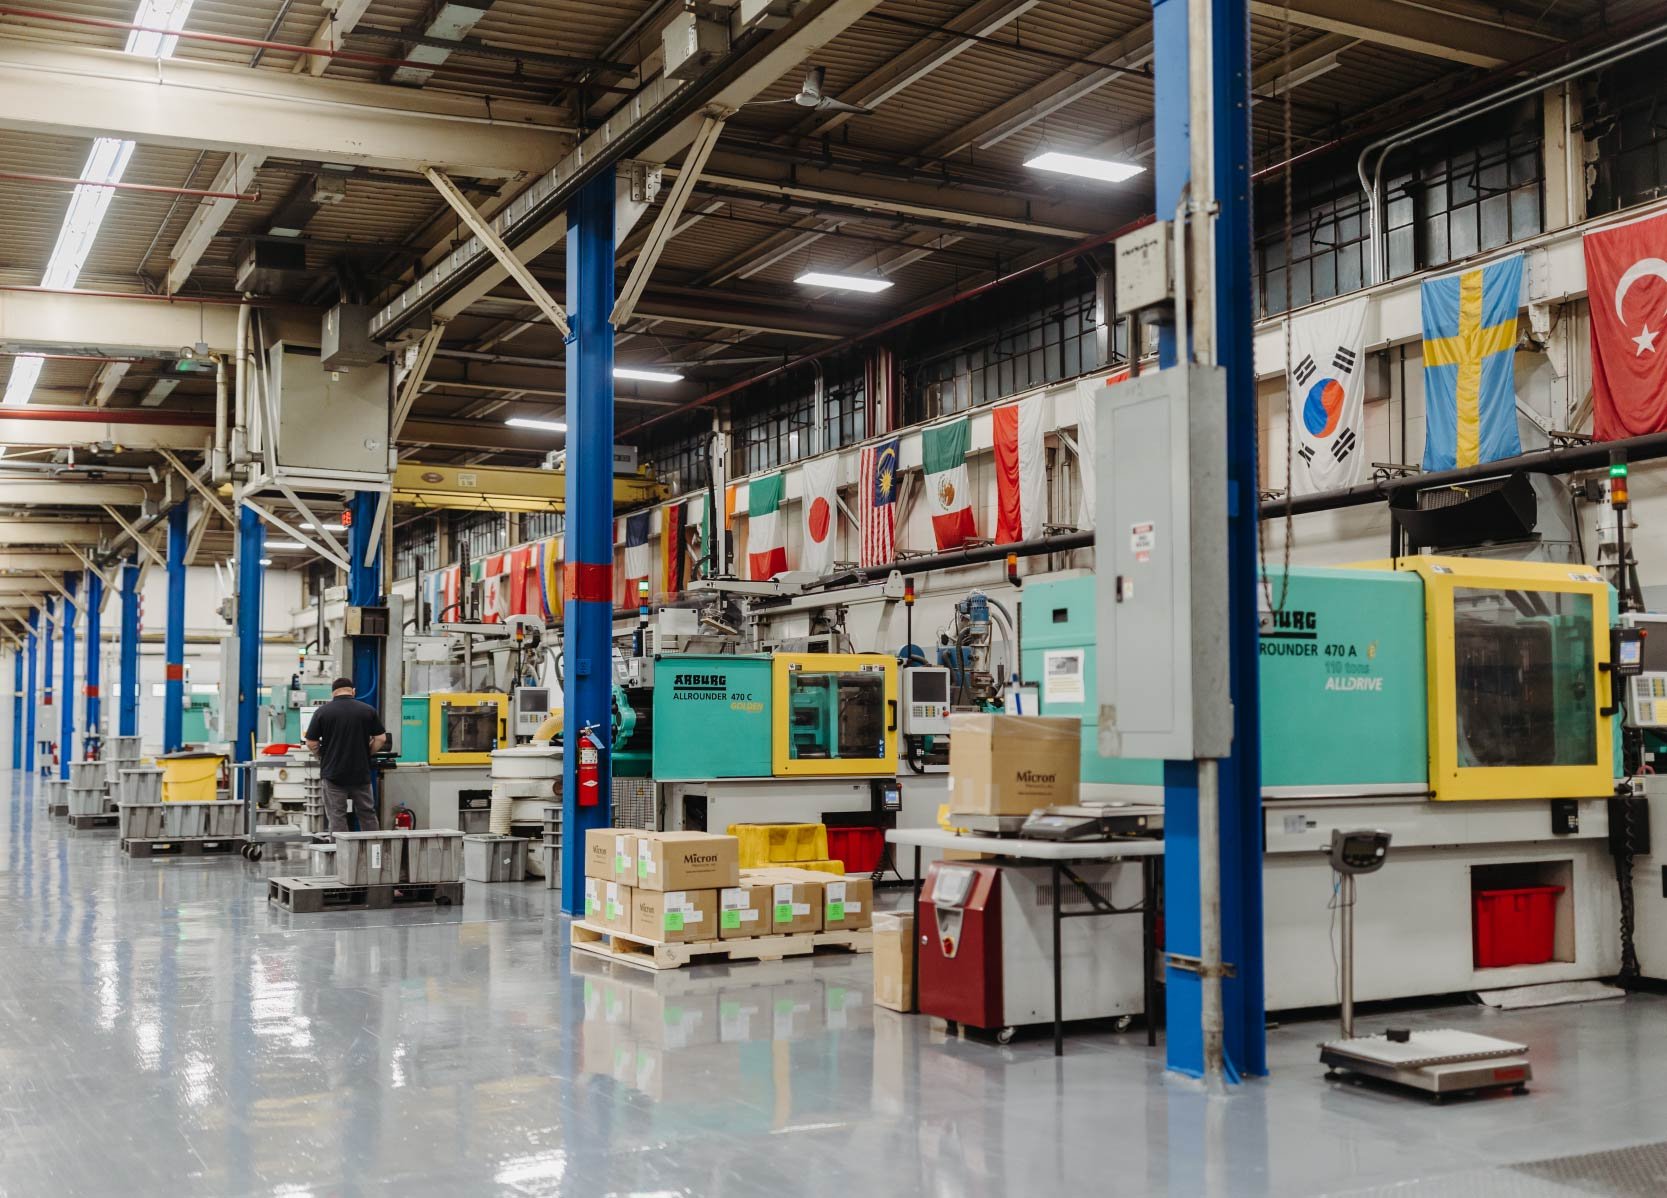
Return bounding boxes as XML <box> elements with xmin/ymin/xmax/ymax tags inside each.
<box><xmin>1095</xmin><ymin>364</ymin><xmax>1232</xmax><ymax>761</ymax></box>
<box><xmin>268</xmin><ymin>342</ymin><xmax>390</xmax><ymax>481</ymax></box>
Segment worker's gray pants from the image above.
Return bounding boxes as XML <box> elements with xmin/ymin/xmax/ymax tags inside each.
<box><xmin>321</xmin><ymin>780</ymin><xmax>379</xmax><ymax>834</ymax></box>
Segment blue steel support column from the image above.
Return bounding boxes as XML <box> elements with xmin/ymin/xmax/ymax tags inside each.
<box><xmin>119</xmin><ymin>561</ymin><xmax>141</xmax><ymax>738</ymax></box>
<box><xmin>25</xmin><ymin>607</ymin><xmax>38</xmax><ymax>774</ymax></box>
<box><xmin>347</xmin><ymin>492</ymin><xmax>383</xmax><ymax>701</ymax></box>
<box><xmin>234</xmin><ymin>504</ymin><xmax>265</xmax><ymax>802</ymax></box>
<box><xmin>41</xmin><ymin>597</ymin><xmax>54</xmax><ymax>773</ymax></box>
<box><xmin>84</xmin><ymin>571</ymin><xmax>103</xmax><ymax>749</ymax></box>
<box><xmin>59</xmin><ymin>573</ymin><xmax>78</xmax><ymax>777</ymax></box>
<box><xmin>560</xmin><ymin>168</ymin><xmax>616</xmax><ymax>915</ymax></box>
<box><xmin>164</xmin><ymin>502</ymin><xmax>188</xmax><ymax>753</ymax></box>
<box><xmin>1152</xmin><ymin>0</ymin><xmax>1264</xmax><ymax>1079</ymax></box>
<box><xmin>10</xmin><ymin>638</ymin><xmax>22</xmax><ymax>771</ymax></box>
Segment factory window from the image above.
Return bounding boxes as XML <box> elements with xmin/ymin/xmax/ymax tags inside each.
<box><xmin>521</xmin><ymin>510</ymin><xmax>564</xmax><ymax>541</ymax></box>
<box><xmin>1586</xmin><ymin>46</ymin><xmax>1667</xmax><ymax>215</ymax></box>
<box><xmin>733</xmin><ymin>379</ymin><xmax>814</xmax><ymax>475</ymax></box>
<box><xmin>451</xmin><ymin>510</ymin><xmax>508</xmax><ymax>561</ymax></box>
<box><xmin>821</xmin><ymin>352</ymin><xmax>868</xmax><ymax>452</ymax></box>
<box><xmin>642</xmin><ymin>422</ymin><xmax>711</xmax><ymax>496</ymax></box>
<box><xmin>1255</xmin><ymin>101</ymin><xmax>1543</xmax><ymax>315</ymax></box>
<box><xmin>899</xmin><ymin>262</ymin><xmax>1114</xmax><ymax>423</ymax></box>
<box><xmin>393</xmin><ymin>518</ymin><xmax>438</xmax><ymax>582</ymax></box>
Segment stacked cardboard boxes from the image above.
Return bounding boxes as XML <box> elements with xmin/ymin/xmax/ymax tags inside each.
<box><xmin>582</xmin><ymin>828</ymin><xmax>740</xmax><ymax>944</ymax></box>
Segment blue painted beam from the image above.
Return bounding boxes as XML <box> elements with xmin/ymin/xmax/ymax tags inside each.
<box><xmin>234</xmin><ymin>504</ymin><xmax>265</xmax><ymax>801</ymax></box>
<box><xmin>347</xmin><ymin>492</ymin><xmax>382</xmax><ymax>708</ymax></box>
<box><xmin>119</xmin><ymin>561</ymin><xmax>141</xmax><ymax>738</ymax></box>
<box><xmin>1151</xmin><ymin>0</ymin><xmax>1264</xmax><ymax>1079</ymax></box>
<box><xmin>84</xmin><ymin>570</ymin><xmax>103</xmax><ymax>750</ymax></box>
<box><xmin>59</xmin><ymin>573</ymin><xmax>78</xmax><ymax>779</ymax></box>
<box><xmin>24</xmin><ymin>607</ymin><xmax>38</xmax><ymax>775</ymax></box>
<box><xmin>164</xmin><ymin>502</ymin><xmax>188</xmax><ymax>753</ymax></box>
<box><xmin>10</xmin><ymin>636</ymin><xmax>21</xmax><ymax>771</ymax></box>
<box><xmin>560</xmin><ymin>168</ymin><xmax>617</xmax><ymax>916</ymax></box>
<box><xmin>41</xmin><ymin>597</ymin><xmax>54</xmax><ymax>774</ymax></box>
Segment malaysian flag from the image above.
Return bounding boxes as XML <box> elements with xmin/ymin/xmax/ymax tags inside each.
<box><xmin>859</xmin><ymin>437</ymin><xmax>899</xmax><ymax>568</ymax></box>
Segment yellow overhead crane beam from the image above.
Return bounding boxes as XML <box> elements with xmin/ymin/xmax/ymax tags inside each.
<box><xmin>391</xmin><ymin>461</ymin><xmax>667</xmax><ymax>513</ymax></box>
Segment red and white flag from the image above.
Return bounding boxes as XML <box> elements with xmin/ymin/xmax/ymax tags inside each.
<box><xmin>800</xmin><ymin>455</ymin><xmax>839</xmax><ymax>576</ymax></box>
<box><xmin>993</xmin><ymin>395</ymin><xmax>1046</xmax><ymax>543</ymax></box>
<box><xmin>1586</xmin><ymin>209</ymin><xmax>1667</xmax><ymax>439</ymax></box>
<box><xmin>859</xmin><ymin>438</ymin><xmax>899</xmax><ymax>567</ymax></box>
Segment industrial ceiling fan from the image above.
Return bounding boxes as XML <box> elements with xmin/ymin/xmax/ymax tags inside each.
<box><xmin>750</xmin><ymin>66</ymin><xmax>872</xmax><ymax>115</ymax></box>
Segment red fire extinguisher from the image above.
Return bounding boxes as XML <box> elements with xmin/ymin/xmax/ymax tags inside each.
<box><xmin>576</xmin><ymin>723</ymin><xmax>604</xmax><ymax>807</ymax></box>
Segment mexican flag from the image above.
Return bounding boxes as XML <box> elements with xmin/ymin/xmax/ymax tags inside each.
<box><xmin>747</xmin><ymin>472</ymin><xmax>788</xmax><ymax>579</ymax></box>
<box><xmin>922</xmin><ymin>417</ymin><xmax>975</xmax><ymax>549</ymax></box>
<box><xmin>993</xmin><ymin>395</ymin><xmax>1046</xmax><ymax>543</ymax></box>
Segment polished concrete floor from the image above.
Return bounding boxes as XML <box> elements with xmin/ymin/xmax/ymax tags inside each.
<box><xmin>5</xmin><ymin>768</ymin><xmax>1667</xmax><ymax>1197</ymax></box>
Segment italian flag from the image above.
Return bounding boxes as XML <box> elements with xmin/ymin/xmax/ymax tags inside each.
<box><xmin>747</xmin><ymin>472</ymin><xmax>788</xmax><ymax>579</ymax></box>
<box><xmin>993</xmin><ymin>395</ymin><xmax>1046</xmax><ymax>543</ymax></box>
<box><xmin>923</xmin><ymin>417</ymin><xmax>976</xmax><ymax>550</ymax></box>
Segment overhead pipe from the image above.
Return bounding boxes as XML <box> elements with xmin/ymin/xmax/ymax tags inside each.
<box><xmin>0</xmin><ymin>405</ymin><xmax>210</xmax><ymax>425</ymax></box>
<box><xmin>0</xmin><ymin>169</ymin><xmax>258</xmax><ymax>202</ymax></box>
<box><xmin>212</xmin><ymin>353</ymin><xmax>228</xmax><ymax>483</ymax></box>
<box><xmin>232</xmin><ymin>301</ymin><xmax>251</xmax><ymax>467</ymax></box>
<box><xmin>1359</xmin><ymin>19</ymin><xmax>1667</xmax><ymax>282</ymax></box>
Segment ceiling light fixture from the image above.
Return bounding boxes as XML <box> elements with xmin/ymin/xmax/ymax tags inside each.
<box><xmin>299</xmin><ymin>522</ymin><xmax>345</xmax><ymax>532</ymax></box>
<box><xmin>259</xmin><ymin>558</ymin><xmax>273</xmax><ymax>566</ymax></box>
<box><xmin>795</xmin><ymin>271</ymin><xmax>893</xmax><ymax>294</ymax></box>
<box><xmin>265</xmin><ymin>540</ymin><xmax>305</xmax><ymax>550</ymax></box>
<box><xmin>1024</xmin><ymin>151</ymin><xmax>1145</xmax><ymax>184</ymax></box>
<box><xmin>506</xmin><ymin>417</ymin><xmax>568</xmax><ymax>433</ymax></box>
<box><xmin>613</xmin><ymin>367</ymin><xmax>684</xmax><ymax>383</ymax></box>
<box><xmin>4</xmin><ymin>0</ymin><xmax>196</xmax><ymax>407</ymax></box>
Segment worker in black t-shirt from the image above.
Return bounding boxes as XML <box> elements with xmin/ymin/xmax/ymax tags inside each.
<box><xmin>304</xmin><ymin>677</ymin><xmax>389</xmax><ymax>834</ymax></box>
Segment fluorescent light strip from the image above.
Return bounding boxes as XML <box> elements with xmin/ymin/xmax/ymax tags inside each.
<box><xmin>265</xmin><ymin>541</ymin><xmax>306</xmax><ymax>551</ymax></box>
<box><xmin>795</xmin><ymin>272</ymin><xmax>893</xmax><ymax>294</ymax></box>
<box><xmin>506</xmin><ymin>417</ymin><xmax>568</xmax><ymax>433</ymax></box>
<box><xmin>1024</xmin><ymin>151</ymin><xmax>1145</xmax><ymax>183</ymax></box>
<box><xmin>299</xmin><ymin>523</ymin><xmax>345</xmax><ymax>532</ymax></box>
<box><xmin>5</xmin><ymin>0</ymin><xmax>195</xmax><ymax>407</ymax></box>
<box><xmin>614</xmin><ymin>367</ymin><xmax>684</xmax><ymax>383</ymax></box>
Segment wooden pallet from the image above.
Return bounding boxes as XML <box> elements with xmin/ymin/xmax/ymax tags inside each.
<box><xmin>123</xmin><ymin>836</ymin><xmax>248</xmax><ymax>859</ymax></box>
<box><xmin>267</xmin><ymin>875</ymin><xmax>465</xmax><ymax>914</ymax></box>
<box><xmin>67</xmin><ymin>812</ymin><xmax>119</xmax><ymax>830</ymax></box>
<box><xmin>570</xmin><ymin>920</ymin><xmax>872</xmax><ymax>972</ymax></box>
<box><xmin>48</xmin><ymin>803</ymin><xmax>68</xmax><ymax>817</ymax></box>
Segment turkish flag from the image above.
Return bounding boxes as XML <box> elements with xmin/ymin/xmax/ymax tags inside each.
<box><xmin>1586</xmin><ymin>209</ymin><xmax>1667</xmax><ymax>439</ymax></box>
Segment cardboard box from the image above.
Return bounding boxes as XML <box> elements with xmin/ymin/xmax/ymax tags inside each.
<box><xmin>583</xmin><ymin>878</ymin><xmax>633</xmax><ymax>933</ymax></box>
<box><xmin>634</xmin><ymin>831</ymin><xmax>740</xmax><ymax>892</ymax></box>
<box><xmin>585</xmin><ymin>828</ymin><xmax>636</xmax><ymax>884</ymax></box>
<box><xmin>718</xmin><ymin>881</ymin><xmax>772</xmax><ymax>940</ymax></box>
<box><xmin>763</xmin><ymin>874</ymin><xmax>822</xmax><ymax>934</ymax></box>
<box><xmin>820</xmin><ymin>876</ymin><xmax>873</xmax><ymax>931</ymax></box>
<box><xmin>631</xmin><ymin>888</ymin><xmax>718</xmax><ymax>944</ymax></box>
<box><xmin>947</xmin><ymin>712</ymin><xmax>1080</xmax><ymax>816</ymax></box>
<box><xmin>873</xmin><ymin>911</ymin><xmax>916</xmax><ymax>1012</ymax></box>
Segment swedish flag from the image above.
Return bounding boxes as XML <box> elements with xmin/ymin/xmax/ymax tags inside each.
<box><xmin>1420</xmin><ymin>254</ymin><xmax>1524</xmax><ymax>472</ymax></box>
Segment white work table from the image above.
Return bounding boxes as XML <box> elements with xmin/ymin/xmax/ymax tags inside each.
<box><xmin>885</xmin><ymin>826</ymin><xmax>1164</xmax><ymax>1055</ymax></box>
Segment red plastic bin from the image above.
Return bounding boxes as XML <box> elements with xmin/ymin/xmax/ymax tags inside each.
<box><xmin>826</xmin><ymin>826</ymin><xmax>886</xmax><ymax>874</ymax></box>
<box><xmin>1472</xmin><ymin>885</ymin><xmax>1564</xmax><ymax>969</ymax></box>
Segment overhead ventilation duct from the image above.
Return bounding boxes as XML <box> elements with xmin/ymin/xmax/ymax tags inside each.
<box><xmin>1390</xmin><ymin>472</ymin><xmax>1537</xmax><ymax>551</ymax></box>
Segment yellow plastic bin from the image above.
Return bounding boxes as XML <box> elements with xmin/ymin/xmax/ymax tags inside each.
<box><xmin>726</xmin><ymin>822</ymin><xmax>829</xmax><ymax>867</ymax></box>
<box><xmin>159</xmin><ymin>752</ymin><xmax>225</xmax><ymax>803</ymax></box>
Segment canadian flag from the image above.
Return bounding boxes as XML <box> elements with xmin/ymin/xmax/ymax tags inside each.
<box><xmin>993</xmin><ymin>395</ymin><xmax>1046</xmax><ymax>543</ymax></box>
<box><xmin>1585</xmin><ymin>209</ymin><xmax>1667</xmax><ymax>439</ymax></box>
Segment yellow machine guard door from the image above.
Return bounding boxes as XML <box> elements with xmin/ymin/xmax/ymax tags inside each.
<box><xmin>428</xmin><ymin>692</ymin><xmax>508</xmax><ymax>765</ymax></box>
<box><xmin>771</xmin><ymin>653</ymin><xmax>898</xmax><ymax>777</ymax></box>
<box><xmin>1382</xmin><ymin>557</ymin><xmax>1617</xmax><ymax>802</ymax></box>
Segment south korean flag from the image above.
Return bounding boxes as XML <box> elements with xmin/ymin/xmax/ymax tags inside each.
<box><xmin>1288</xmin><ymin>297</ymin><xmax>1369</xmax><ymax>496</ymax></box>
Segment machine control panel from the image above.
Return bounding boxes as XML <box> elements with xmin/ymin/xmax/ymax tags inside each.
<box><xmin>513</xmin><ymin>686</ymin><xmax>551</xmax><ymax>738</ymax></box>
<box><xmin>1621</xmin><ymin>614</ymin><xmax>1667</xmax><ymax>728</ymax></box>
<box><xmin>900</xmin><ymin>667</ymin><xmax>952</xmax><ymax>735</ymax></box>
